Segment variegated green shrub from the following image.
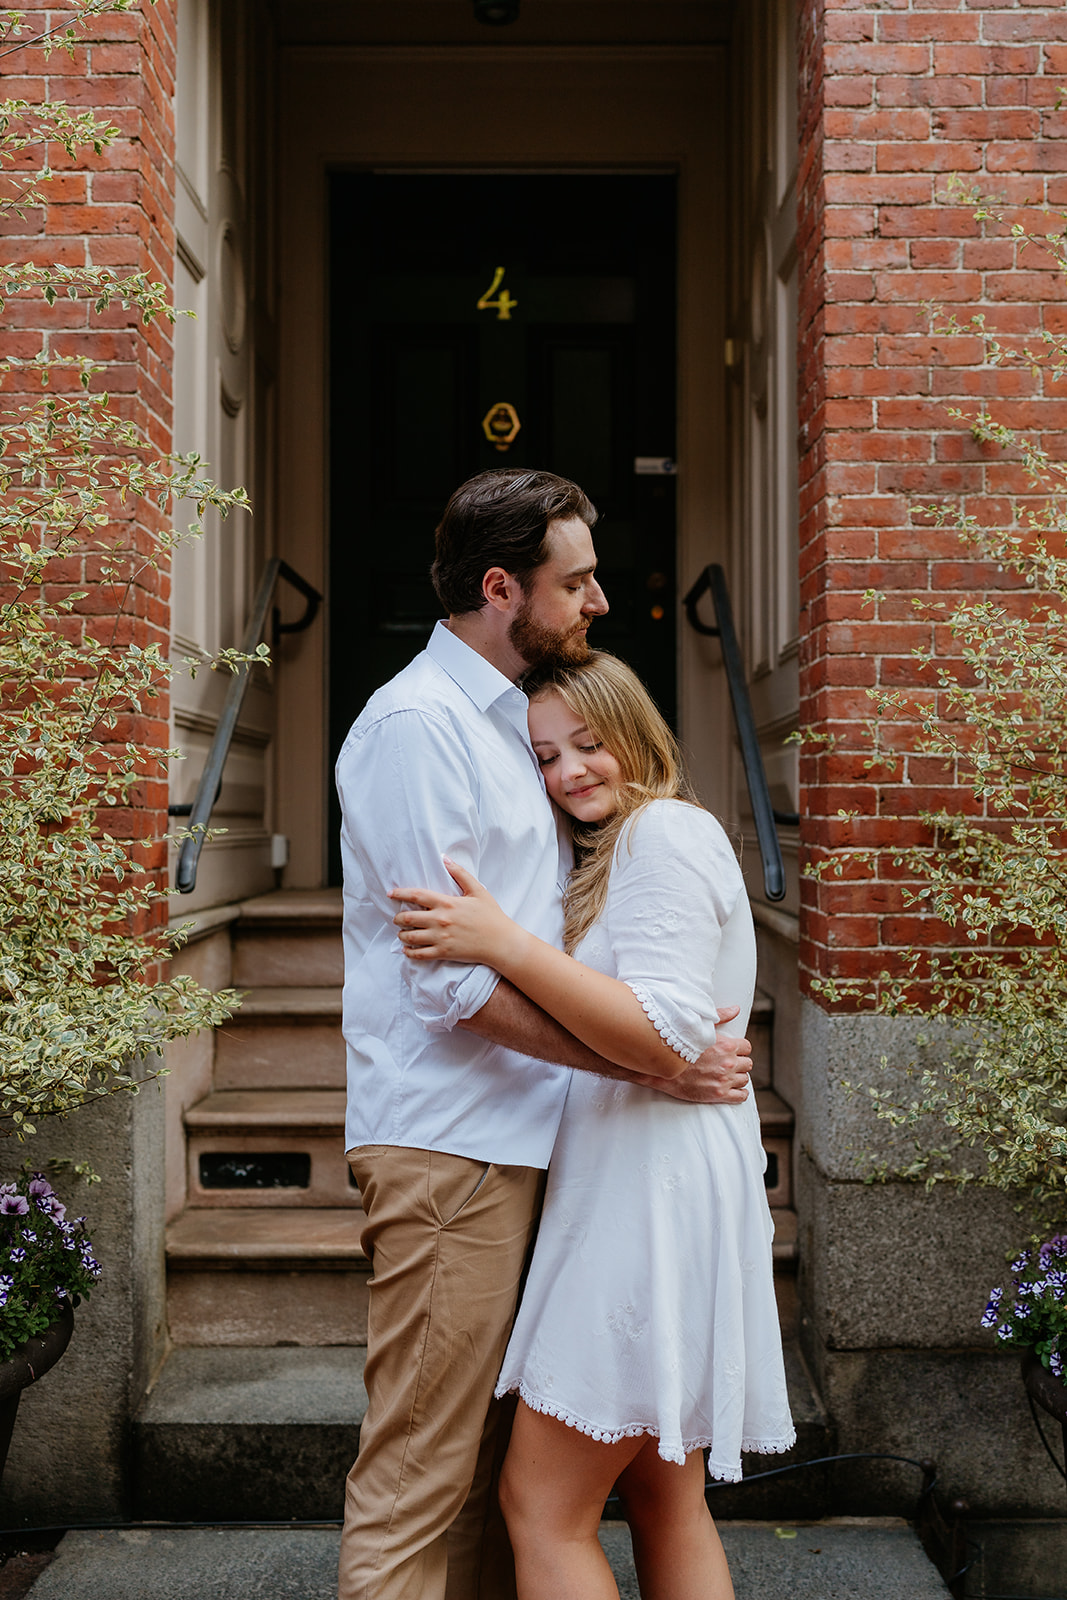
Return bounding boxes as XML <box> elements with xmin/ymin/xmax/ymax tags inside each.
<box><xmin>0</xmin><ymin>2</ymin><xmax>252</xmax><ymax>1139</ymax></box>
<box><xmin>809</xmin><ymin>206</ymin><xmax>1067</xmax><ymax>1221</ymax></box>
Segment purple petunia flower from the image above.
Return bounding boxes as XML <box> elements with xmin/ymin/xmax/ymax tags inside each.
<box><xmin>9</xmin><ymin>1247</ymin><xmax>24</xmax><ymax>1264</ymax></box>
<box><xmin>0</xmin><ymin>1194</ymin><xmax>28</xmax><ymax>1216</ymax></box>
<box><xmin>980</xmin><ymin>1289</ymin><xmax>1002</xmax><ymax>1328</ymax></box>
<box><xmin>28</xmin><ymin>1176</ymin><xmax>53</xmax><ymax>1199</ymax></box>
<box><xmin>1051</xmin><ymin>1349</ymin><xmax>1064</xmax><ymax>1378</ymax></box>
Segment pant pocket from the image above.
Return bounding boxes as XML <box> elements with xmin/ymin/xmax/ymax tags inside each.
<box><xmin>427</xmin><ymin>1152</ymin><xmax>492</xmax><ymax>1228</ymax></box>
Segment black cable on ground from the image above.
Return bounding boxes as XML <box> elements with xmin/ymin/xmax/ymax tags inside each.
<box><xmin>703</xmin><ymin>1448</ymin><xmax>936</xmax><ymax>1490</ymax></box>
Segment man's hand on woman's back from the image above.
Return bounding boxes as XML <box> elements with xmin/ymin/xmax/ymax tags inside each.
<box><xmin>637</xmin><ymin>1006</ymin><xmax>753</xmax><ymax>1103</ymax></box>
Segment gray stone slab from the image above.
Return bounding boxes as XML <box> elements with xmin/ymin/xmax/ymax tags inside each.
<box><xmin>810</xmin><ymin>1346</ymin><xmax>1067</xmax><ymax>1522</ymax></box>
<box><xmin>26</xmin><ymin>1529</ymin><xmax>342</xmax><ymax>1600</ymax></box>
<box><xmin>132</xmin><ymin>1348</ymin><xmax>369</xmax><ymax>1521</ymax></box>
<box><xmin>971</xmin><ymin>1518</ymin><xmax>1067</xmax><ymax>1599</ymax></box>
<box><xmin>796</xmin><ymin>1149</ymin><xmax>1030</xmax><ymax>1353</ymax></box>
<box><xmin>140</xmin><ymin>1346</ymin><xmax>367</xmax><ymax>1426</ymax></box>
<box><xmin>604</xmin><ymin>1518</ymin><xmax>952</xmax><ymax>1599</ymax></box>
<box><xmin>25</xmin><ymin>1520</ymin><xmax>951</xmax><ymax>1600</ymax></box>
<box><xmin>723</xmin><ymin>1519</ymin><xmax>952</xmax><ymax>1598</ymax></box>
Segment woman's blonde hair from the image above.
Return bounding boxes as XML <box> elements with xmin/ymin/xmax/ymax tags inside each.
<box><xmin>526</xmin><ymin>651</ymin><xmax>699</xmax><ymax>951</ymax></box>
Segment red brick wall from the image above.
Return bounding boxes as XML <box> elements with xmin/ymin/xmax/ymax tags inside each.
<box><xmin>795</xmin><ymin>0</ymin><xmax>1067</xmax><ymax>1000</ymax></box>
<box><xmin>1</xmin><ymin>1</ymin><xmax>178</xmax><ymax>910</ymax></box>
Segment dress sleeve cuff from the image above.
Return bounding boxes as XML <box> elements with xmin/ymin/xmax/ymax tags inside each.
<box><xmin>626</xmin><ymin>982</ymin><xmax>702</xmax><ymax>1064</ymax></box>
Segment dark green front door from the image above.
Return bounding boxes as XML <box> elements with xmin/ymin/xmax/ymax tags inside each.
<box><xmin>328</xmin><ymin>173</ymin><xmax>677</xmax><ymax>881</ymax></box>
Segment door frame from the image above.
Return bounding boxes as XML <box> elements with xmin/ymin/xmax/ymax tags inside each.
<box><xmin>275</xmin><ymin>44</ymin><xmax>731</xmax><ymax>886</ymax></box>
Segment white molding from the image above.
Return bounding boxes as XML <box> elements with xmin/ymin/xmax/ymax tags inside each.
<box><xmin>176</xmin><ymin>232</ymin><xmax>206</xmax><ymax>284</ymax></box>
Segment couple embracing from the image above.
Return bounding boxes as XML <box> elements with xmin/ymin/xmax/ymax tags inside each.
<box><xmin>335</xmin><ymin>468</ymin><xmax>795</xmax><ymax>1600</ymax></box>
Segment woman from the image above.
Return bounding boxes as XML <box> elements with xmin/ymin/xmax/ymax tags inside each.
<box><xmin>390</xmin><ymin>651</ymin><xmax>794</xmax><ymax>1600</ymax></box>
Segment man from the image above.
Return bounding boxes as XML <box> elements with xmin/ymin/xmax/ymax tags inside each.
<box><xmin>335</xmin><ymin>468</ymin><xmax>753</xmax><ymax>1600</ymax></box>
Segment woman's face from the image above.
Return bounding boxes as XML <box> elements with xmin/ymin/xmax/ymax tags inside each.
<box><xmin>527</xmin><ymin>692</ymin><xmax>624</xmax><ymax>824</ymax></box>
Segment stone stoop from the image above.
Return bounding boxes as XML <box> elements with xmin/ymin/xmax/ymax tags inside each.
<box><xmin>165</xmin><ymin>893</ymin><xmax>798</xmax><ymax>1354</ymax></box>
<box><xmin>165</xmin><ymin>890</ymin><xmax>369</xmax><ymax>1349</ymax></box>
<box><xmin>751</xmin><ymin>988</ymin><xmax>800</xmax><ymax>1328</ymax></box>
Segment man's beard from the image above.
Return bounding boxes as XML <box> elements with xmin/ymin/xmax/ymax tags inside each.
<box><xmin>508</xmin><ymin>600</ymin><xmax>591</xmax><ymax>669</ymax></box>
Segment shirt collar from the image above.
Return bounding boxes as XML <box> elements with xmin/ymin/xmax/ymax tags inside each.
<box><xmin>427</xmin><ymin>620</ymin><xmax>525</xmax><ymax>714</ymax></box>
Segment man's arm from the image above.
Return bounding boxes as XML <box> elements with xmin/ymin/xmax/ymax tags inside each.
<box><xmin>457</xmin><ymin>980</ymin><xmax>752</xmax><ymax>1105</ymax></box>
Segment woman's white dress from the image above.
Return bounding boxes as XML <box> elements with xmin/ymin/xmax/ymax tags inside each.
<box><xmin>495</xmin><ymin>799</ymin><xmax>796</xmax><ymax>1475</ymax></box>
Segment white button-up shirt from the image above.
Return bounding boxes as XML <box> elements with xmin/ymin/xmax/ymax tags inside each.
<box><xmin>335</xmin><ymin>622</ymin><xmax>573</xmax><ymax>1167</ymax></box>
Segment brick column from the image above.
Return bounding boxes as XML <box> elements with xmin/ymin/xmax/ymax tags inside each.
<box><xmin>0</xmin><ymin>0</ymin><xmax>179</xmax><ymax>1523</ymax></box>
<box><xmin>793</xmin><ymin>0</ymin><xmax>1067</xmax><ymax>1538</ymax></box>
<box><xmin>796</xmin><ymin>0</ymin><xmax>1067</xmax><ymax>998</ymax></box>
<box><xmin>1</xmin><ymin>0</ymin><xmax>177</xmax><ymax>921</ymax></box>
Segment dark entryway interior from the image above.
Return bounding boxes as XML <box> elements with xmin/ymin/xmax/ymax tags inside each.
<box><xmin>327</xmin><ymin>172</ymin><xmax>677</xmax><ymax>881</ymax></box>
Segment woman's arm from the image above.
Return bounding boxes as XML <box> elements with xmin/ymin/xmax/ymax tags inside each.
<box><xmin>390</xmin><ymin>859</ymin><xmax>694</xmax><ymax>1080</ymax></box>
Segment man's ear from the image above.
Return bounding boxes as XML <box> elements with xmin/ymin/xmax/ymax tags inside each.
<box><xmin>482</xmin><ymin>566</ymin><xmax>521</xmax><ymax>614</ymax></box>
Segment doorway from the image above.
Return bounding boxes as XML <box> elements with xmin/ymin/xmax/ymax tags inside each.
<box><xmin>327</xmin><ymin>172</ymin><xmax>677</xmax><ymax>881</ymax></box>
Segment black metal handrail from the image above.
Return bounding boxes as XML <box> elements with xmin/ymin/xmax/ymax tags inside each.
<box><xmin>683</xmin><ymin>563</ymin><xmax>798</xmax><ymax>903</ymax></box>
<box><xmin>171</xmin><ymin>557</ymin><xmax>322</xmax><ymax>895</ymax></box>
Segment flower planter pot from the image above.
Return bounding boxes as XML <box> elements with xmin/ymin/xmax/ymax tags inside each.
<box><xmin>1021</xmin><ymin>1348</ymin><xmax>1067</xmax><ymax>1512</ymax></box>
<box><xmin>0</xmin><ymin>1301</ymin><xmax>74</xmax><ymax>1487</ymax></box>
<box><xmin>1022</xmin><ymin>1347</ymin><xmax>1067</xmax><ymax>1425</ymax></box>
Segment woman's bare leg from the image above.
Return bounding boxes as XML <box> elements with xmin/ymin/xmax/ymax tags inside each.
<box><xmin>498</xmin><ymin>1402</ymin><xmax>649</xmax><ymax>1600</ymax></box>
<box><xmin>615</xmin><ymin>1444</ymin><xmax>735</xmax><ymax>1600</ymax></box>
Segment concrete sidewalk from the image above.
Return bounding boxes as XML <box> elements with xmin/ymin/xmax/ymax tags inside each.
<box><xmin>21</xmin><ymin>1518</ymin><xmax>952</xmax><ymax>1599</ymax></box>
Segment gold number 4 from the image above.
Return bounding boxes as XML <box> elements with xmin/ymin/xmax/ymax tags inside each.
<box><xmin>477</xmin><ymin>265</ymin><xmax>517</xmax><ymax>321</ymax></box>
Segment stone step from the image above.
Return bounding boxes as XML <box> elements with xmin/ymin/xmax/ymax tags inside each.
<box><xmin>233</xmin><ymin>889</ymin><xmax>344</xmax><ymax>988</ymax></box>
<box><xmin>771</xmin><ymin>1205</ymin><xmax>797</xmax><ymax>1267</ymax></box>
<box><xmin>130</xmin><ymin>1338</ymin><xmax>832</xmax><ymax>1524</ymax></box>
<box><xmin>748</xmin><ymin>987</ymin><xmax>773</xmax><ymax>1090</ymax></box>
<box><xmin>214</xmin><ymin>987</ymin><xmax>345</xmax><ymax>1089</ymax></box>
<box><xmin>23</xmin><ymin>1520</ymin><xmax>955</xmax><ymax>1599</ymax></box>
<box><xmin>757</xmin><ymin>1088</ymin><xmax>794</xmax><ymax>1208</ymax></box>
<box><xmin>182</xmin><ymin>1085</ymin><xmax>795</xmax><ymax>1211</ymax></box>
<box><xmin>183</xmin><ymin>1089</ymin><xmax>358</xmax><ymax>1209</ymax></box>
<box><xmin>165</xmin><ymin>1207</ymin><xmax>369</xmax><ymax>1346</ymax></box>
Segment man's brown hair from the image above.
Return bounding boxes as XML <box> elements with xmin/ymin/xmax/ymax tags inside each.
<box><xmin>431</xmin><ymin>468</ymin><xmax>597</xmax><ymax>616</ymax></box>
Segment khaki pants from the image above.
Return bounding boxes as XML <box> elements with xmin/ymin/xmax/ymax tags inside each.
<box><xmin>338</xmin><ymin>1145</ymin><xmax>545</xmax><ymax>1600</ymax></box>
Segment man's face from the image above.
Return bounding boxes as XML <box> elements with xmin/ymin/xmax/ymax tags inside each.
<box><xmin>507</xmin><ymin>516</ymin><xmax>609</xmax><ymax>670</ymax></box>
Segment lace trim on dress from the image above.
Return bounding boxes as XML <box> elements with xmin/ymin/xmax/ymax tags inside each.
<box><xmin>626</xmin><ymin>982</ymin><xmax>701</xmax><ymax>1064</ymax></box>
<box><xmin>741</xmin><ymin>1430</ymin><xmax>798</xmax><ymax>1456</ymax></box>
<box><xmin>498</xmin><ymin>1381</ymin><xmax>797</xmax><ymax>1473</ymax></box>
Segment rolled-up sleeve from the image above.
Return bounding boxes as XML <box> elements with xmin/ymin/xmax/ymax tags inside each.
<box><xmin>606</xmin><ymin>804</ymin><xmax>743</xmax><ymax>1062</ymax></box>
<box><xmin>336</xmin><ymin>709</ymin><xmax>499</xmax><ymax>1032</ymax></box>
